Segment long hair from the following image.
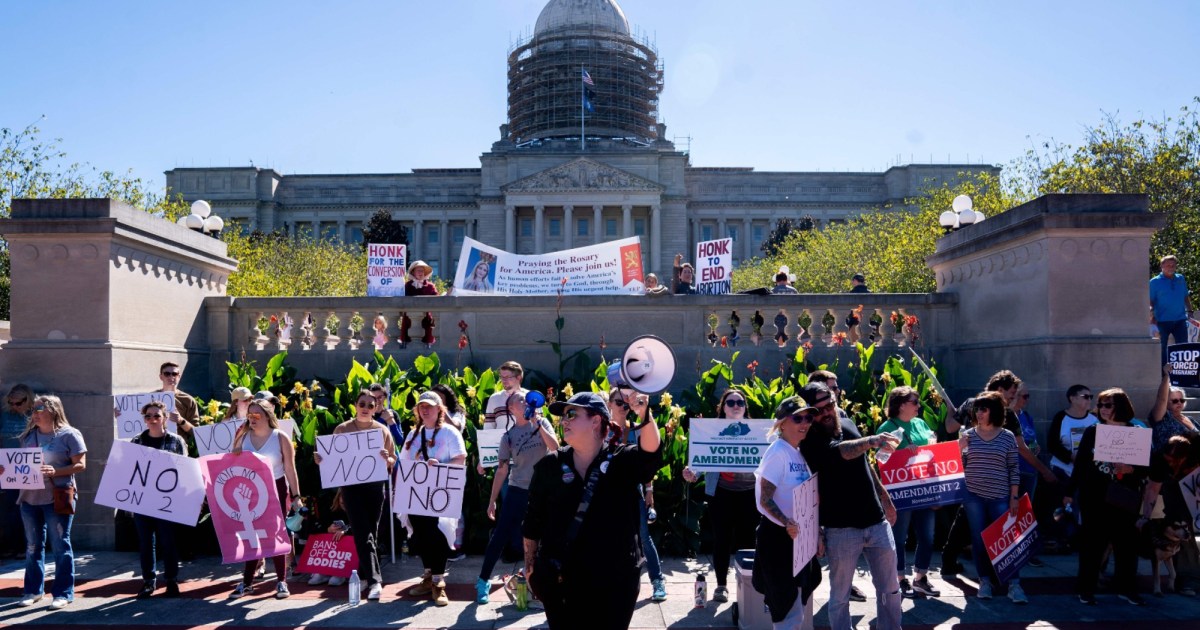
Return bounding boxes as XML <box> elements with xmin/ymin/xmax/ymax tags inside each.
<box><xmin>431</xmin><ymin>384</ymin><xmax>463</xmax><ymax>416</ymax></box>
<box><xmin>1096</xmin><ymin>388</ymin><xmax>1136</xmax><ymax>425</ymax></box>
<box><xmin>19</xmin><ymin>394</ymin><xmax>70</xmax><ymax>442</ymax></box>
<box><xmin>5</xmin><ymin>384</ymin><xmax>33</xmax><ymax>414</ymax></box>
<box><xmin>405</xmin><ymin>399</ymin><xmax>447</xmax><ymax>451</ymax></box>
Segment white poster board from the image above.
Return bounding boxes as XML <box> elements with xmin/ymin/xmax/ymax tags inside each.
<box><xmin>686</xmin><ymin>418</ymin><xmax>775</xmax><ymax>473</ymax></box>
<box><xmin>95</xmin><ymin>440</ymin><xmax>206</xmax><ymax>526</ymax></box>
<box><xmin>477</xmin><ymin>429</ymin><xmax>504</xmax><ymax>468</ymax></box>
<box><xmin>694</xmin><ymin>238</ymin><xmax>733</xmax><ymax>295</ymax></box>
<box><xmin>193</xmin><ymin>418</ymin><xmax>243</xmax><ymax>457</ymax></box>
<box><xmin>1179</xmin><ymin>467</ymin><xmax>1200</xmax><ymax>530</ymax></box>
<box><xmin>0</xmin><ymin>448</ymin><xmax>44</xmax><ymax>490</ymax></box>
<box><xmin>315</xmin><ymin>431</ymin><xmax>390</xmax><ymax>489</ymax></box>
<box><xmin>1093</xmin><ymin>424</ymin><xmax>1152</xmax><ymax>466</ymax></box>
<box><xmin>792</xmin><ymin>474</ymin><xmax>820</xmax><ymax>575</ymax></box>
<box><xmin>392</xmin><ymin>459</ymin><xmax>467</xmax><ymax>519</ymax></box>
<box><xmin>114</xmin><ymin>392</ymin><xmax>177</xmax><ymax>440</ymax></box>
<box><xmin>367</xmin><ymin>243</ymin><xmax>407</xmax><ymax>297</ymax></box>
<box><xmin>452</xmin><ymin>236</ymin><xmax>645</xmax><ymax>296</ymax></box>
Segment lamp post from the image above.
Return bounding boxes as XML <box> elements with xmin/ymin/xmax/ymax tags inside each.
<box><xmin>938</xmin><ymin>194</ymin><xmax>985</xmax><ymax>233</ymax></box>
<box><xmin>177</xmin><ymin>200</ymin><xmax>224</xmax><ymax>238</ymax></box>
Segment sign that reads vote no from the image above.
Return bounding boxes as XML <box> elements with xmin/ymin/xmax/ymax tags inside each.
<box><xmin>315</xmin><ymin>430</ymin><xmax>390</xmax><ymax>489</ymax></box>
<box><xmin>0</xmin><ymin>448</ymin><xmax>45</xmax><ymax>490</ymax></box>
<box><xmin>114</xmin><ymin>392</ymin><xmax>177</xmax><ymax>440</ymax></box>
<box><xmin>392</xmin><ymin>459</ymin><xmax>466</xmax><ymax>519</ymax></box>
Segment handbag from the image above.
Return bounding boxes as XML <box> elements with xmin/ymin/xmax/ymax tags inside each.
<box><xmin>1104</xmin><ymin>481</ymin><xmax>1141</xmax><ymax>514</ymax></box>
<box><xmin>53</xmin><ymin>485</ymin><xmax>77</xmax><ymax>516</ymax></box>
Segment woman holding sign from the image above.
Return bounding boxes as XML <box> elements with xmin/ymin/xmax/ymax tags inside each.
<box><xmin>229</xmin><ymin>399</ymin><xmax>303</xmax><ymax>600</ymax></box>
<box><xmin>131</xmin><ymin>401</ymin><xmax>188</xmax><ymax>598</ymax></box>
<box><xmin>314</xmin><ymin>391</ymin><xmax>396</xmax><ymax>601</ymax></box>
<box><xmin>876</xmin><ymin>386</ymin><xmax>943</xmax><ymax>599</ymax></box>
<box><xmin>1066</xmin><ymin>388</ymin><xmax>1150</xmax><ymax>606</ymax></box>
<box><xmin>400</xmin><ymin>391</ymin><xmax>467</xmax><ymax>607</ymax></box>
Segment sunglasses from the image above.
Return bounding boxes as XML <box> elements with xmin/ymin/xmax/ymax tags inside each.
<box><xmin>724</xmin><ymin>399</ymin><xmax>746</xmax><ymax>408</ymax></box>
<box><xmin>611</xmin><ymin>398</ymin><xmax>629</xmax><ymax>410</ymax></box>
<box><xmin>1075</xmin><ymin>393</ymin><xmax>1093</xmax><ymax>400</ymax></box>
<box><xmin>143</xmin><ymin>413</ymin><xmax>163</xmax><ymax>419</ymax></box>
<box><xmin>32</xmin><ymin>405</ymin><xmax>48</xmax><ymax>412</ymax></box>
<box><xmin>903</xmin><ymin>398</ymin><xmax>920</xmax><ymax>406</ymax></box>
<box><xmin>790</xmin><ymin>412</ymin><xmax>816</xmax><ymax>424</ymax></box>
<box><xmin>1096</xmin><ymin>402</ymin><xmax>1114</xmax><ymax>409</ymax></box>
<box><xmin>357</xmin><ymin>401</ymin><xmax>376</xmax><ymax>409</ymax></box>
<box><xmin>162</xmin><ymin>371</ymin><xmax>181</xmax><ymax>377</ymax></box>
<box><xmin>1170</xmin><ymin>398</ymin><xmax>1186</xmax><ymax>404</ymax></box>
<box><xmin>1020</xmin><ymin>393</ymin><xmax>1030</xmax><ymax>400</ymax></box>
<box><xmin>7</xmin><ymin>398</ymin><xmax>26</xmax><ymax>406</ymax></box>
<box><xmin>247</xmin><ymin>410</ymin><xmax>264</xmax><ymax>418</ymax></box>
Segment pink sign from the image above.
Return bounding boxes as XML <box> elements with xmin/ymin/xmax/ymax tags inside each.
<box><xmin>200</xmin><ymin>452</ymin><xmax>291</xmax><ymax>565</ymax></box>
<box><xmin>297</xmin><ymin>533</ymin><xmax>359</xmax><ymax>578</ymax></box>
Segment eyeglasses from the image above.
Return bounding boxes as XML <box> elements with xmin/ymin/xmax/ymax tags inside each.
<box><xmin>143</xmin><ymin>413</ymin><xmax>163</xmax><ymax>419</ymax></box>
<box><xmin>1096</xmin><ymin>402</ymin><xmax>1114</xmax><ymax>409</ymax></box>
<box><xmin>1170</xmin><ymin>398</ymin><xmax>1186</xmax><ymax>405</ymax></box>
<box><xmin>161</xmin><ymin>372</ymin><xmax>181</xmax><ymax>378</ymax></box>
<box><xmin>790</xmin><ymin>412</ymin><xmax>815</xmax><ymax>424</ymax></box>
<box><xmin>724</xmin><ymin>399</ymin><xmax>746</xmax><ymax>408</ymax></box>
<box><xmin>1075</xmin><ymin>394</ymin><xmax>1093</xmax><ymax>400</ymax></box>
<box><xmin>32</xmin><ymin>405</ymin><xmax>47</xmax><ymax>412</ymax></box>
<box><xmin>357</xmin><ymin>401</ymin><xmax>376</xmax><ymax>409</ymax></box>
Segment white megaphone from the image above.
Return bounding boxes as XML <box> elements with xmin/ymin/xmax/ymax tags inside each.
<box><xmin>606</xmin><ymin>335</ymin><xmax>676</xmax><ymax>395</ymax></box>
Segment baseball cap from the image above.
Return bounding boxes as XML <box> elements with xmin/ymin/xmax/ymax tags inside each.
<box><xmin>774</xmin><ymin>395</ymin><xmax>815</xmax><ymax>419</ymax></box>
<box><xmin>798</xmin><ymin>382</ymin><xmax>833</xmax><ymax>410</ymax></box>
<box><xmin>852</xmin><ymin>273</ymin><xmax>866</xmax><ymax>283</ymax></box>
<box><xmin>548</xmin><ymin>392</ymin><xmax>611</xmax><ymax>422</ymax></box>
<box><xmin>416</xmin><ymin>391</ymin><xmax>442</xmax><ymax>407</ymax></box>
<box><xmin>230</xmin><ymin>387</ymin><xmax>253</xmax><ymax>402</ymax></box>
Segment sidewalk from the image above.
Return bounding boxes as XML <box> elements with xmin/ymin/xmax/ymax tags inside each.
<box><xmin>1</xmin><ymin>549</ymin><xmax>1199</xmax><ymax>629</ymax></box>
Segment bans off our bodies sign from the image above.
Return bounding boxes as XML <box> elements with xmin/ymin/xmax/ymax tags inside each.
<box><xmin>686</xmin><ymin>419</ymin><xmax>774</xmax><ymax>473</ymax></box>
<box><xmin>877</xmin><ymin>441</ymin><xmax>967</xmax><ymax>511</ymax></box>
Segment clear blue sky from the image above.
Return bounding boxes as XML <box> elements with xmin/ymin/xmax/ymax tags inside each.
<box><xmin>3</xmin><ymin>1</ymin><xmax>1197</xmax><ymax>192</ymax></box>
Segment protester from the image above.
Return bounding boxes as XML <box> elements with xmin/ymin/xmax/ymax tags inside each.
<box><xmin>372</xmin><ymin>315</ymin><xmax>390</xmax><ymax>349</ymax></box>
<box><xmin>672</xmin><ymin>253</ymin><xmax>698</xmax><ymax>295</ymax></box>
<box><xmin>1149</xmin><ymin>255</ymin><xmax>1193</xmax><ymax>364</ymax></box>
<box><xmin>222</xmin><ymin>387</ymin><xmax>254</xmax><ymax>422</ymax></box>
<box><xmin>484</xmin><ymin>361</ymin><xmax>527</xmax><ymax>429</ymax></box>
<box><xmin>475</xmin><ymin>392</ymin><xmax>558</xmax><ymax>604</ymax></box>
<box><xmin>1149</xmin><ymin>364</ymin><xmax>1198</xmax><ymax>454</ymax></box>
<box><xmin>799</xmin><ymin>382</ymin><xmax>903</xmax><ymax>630</ymax></box>
<box><xmin>131</xmin><ymin>400</ymin><xmax>188</xmax><ymax>598</ymax></box>
<box><xmin>400</xmin><ymin>391</ymin><xmax>467</xmax><ymax>607</ymax></box>
<box><xmin>772</xmin><ymin>268</ymin><xmax>798</xmax><ymax>294</ymax></box>
<box><xmin>314</xmin><ymin>391</ymin><xmax>395</xmax><ymax>601</ymax></box>
<box><xmin>850</xmin><ymin>273</ymin><xmax>871</xmax><ymax>293</ymax></box>
<box><xmin>157</xmin><ymin>362</ymin><xmax>199</xmax><ymax>435</ymax></box>
<box><xmin>1044</xmin><ymin>384</ymin><xmax>1099</xmax><ymax>551</ymax></box>
<box><xmin>229</xmin><ymin>398</ymin><xmax>303</xmax><ymax>599</ymax></box>
<box><xmin>367</xmin><ymin>383</ymin><xmax>405</xmax><ymax>449</ymax></box>
<box><xmin>405</xmin><ymin>260</ymin><xmax>440</xmax><ymax>296</ymax></box>
<box><xmin>0</xmin><ymin>384</ymin><xmax>33</xmax><ymax>558</ymax></box>
<box><xmin>645</xmin><ymin>273</ymin><xmax>670</xmax><ymax>296</ymax></box>
<box><xmin>1010</xmin><ymin>382</ymin><xmax>1047</xmax><ymax>567</ymax></box>
<box><xmin>431</xmin><ymin>384</ymin><xmax>466</xmax><ymax>431</ymax></box>
<box><xmin>1066</xmin><ymin>388</ymin><xmax>1148</xmax><ymax>606</ymax></box>
<box><xmin>682</xmin><ymin>388</ymin><xmax>758</xmax><ymax>603</ymax></box>
<box><xmin>876</xmin><ymin>385</ymin><xmax>942</xmax><ymax>598</ymax></box>
<box><xmin>3</xmin><ymin>395</ymin><xmax>87</xmax><ymax>609</ymax></box>
<box><xmin>959</xmin><ymin>391</ymin><xmax>1027</xmax><ymax>603</ymax></box>
<box><xmin>608</xmin><ymin>385</ymin><xmax>667</xmax><ymax>602</ymax></box>
<box><xmin>523</xmin><ymin>392</ymin><xmax>661</xmax><ymax>629</ymax></box>
<box><xmin>752</xmin><ymin>394</ymin><xmax>821</xmax><ymax>629</ymax></box>
<box><xmin>1144</xmin><ymin>434</ymin><xmax>1200</xmax><ymax>596</ymax></box>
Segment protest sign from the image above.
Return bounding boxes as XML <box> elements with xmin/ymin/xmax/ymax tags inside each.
<box><xmin>296</xmin><ymin>533</ymin><xmax>358</xmax><ymax>578</ymax></box>
<box><xmin>0</xmin><ymin>448</ymin><xmax>44</xmax><ymax>490</ymax></box>
<box><xmin>193</xmin><ymin>418</ymin><xmax>242</xmax><ymax>457</ymax></box>
<box><xmin>95</xmin><ymin>440</ymin><xmax>205</xmax><ymax>526</ymax></box>
<box><xmin>1094</xmin><ymin>424</ymin><xmax>1152</xmax><ymax>466</ymax></box>
<box><xmin>201</xmin><ymin>452</ymin><xmax>291</xmax><ymax>564</ymax></box>
<box><xmin>1180</xmin><ymin>467</ymin><xmax>1200</xmax><ymax>530</ymax></box>
<box><xmin>792</xmin><ymin>474</ymin><xmax>820</xmax><ymax>575</ymax></box>
<box><xmin>981</xmin><ymin>494</ymin><xmax>1040</xmax><ymax>584</ymax></box>
<box><xmin>452</xmin><ymin>236</ymin><xmax>644</xmax><ymax>296</ymax></box>
<box><xmin>877</xmin><ymin>441</ymin><xmax>967</xmax><ymax>510</ymax></box>
<box><xmin>686</xmin><ymin>418</ymin><xmax>774</xmax><ymax>473</ymax></box>
<box><xmin>392</xmin><ymin>459</ymin><xmax>467</xmax><ymax>519</ymax></box>
<box><xmin>114</xmin><ymin>392</ymin><xmax>177</xmax><ymax>440</ymax></box>
<box><xmin>477</xmin><ymin>428</ymin><xmax>504</xmax><ymax>469</ymax></box>
<box><xmin>694</xmin><ymin>238</ymin><xmax>732</xmax><ymax>295</ymax></box>
<box><xmin>367</xmin><ymin>243</ymin><xmax>407</xmax><ymax>297</ymax></box>
<box><xmin>1168</xmin><ymin>343</ymin><xmax>1200</xmax><ymax>388</ymax></box>
<box><xmin>315</xmin><ymin>430</ymin><xmax>390</xmax><ymax>489</ymax></box>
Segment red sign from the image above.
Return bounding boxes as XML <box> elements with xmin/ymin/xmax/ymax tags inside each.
<box><xmin>619</xmin><ymin>242</ymin><xmax>643</xmax><ymax>287</ymax></box>
<box><xmin>297</xmin><ymin>533</ymin><xmax>359</xmax><ymax>578</ymax></box>
<box><xmin>980</xmin><ymin>494</ymin><xmax>1039</xmax><ymax>583</ymax></box>
<box><xmin>876</xmin><ymin>441</ymin><xmax>966</xmax><ymax>510</ymax></box>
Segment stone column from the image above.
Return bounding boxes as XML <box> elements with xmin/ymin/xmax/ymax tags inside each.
<box><xmin>622</xmin><ymin>205</ymin><xmax>633</xmax><ymax>238</ymax></box>
<box><xmin>563</xmin><ymin>205</ymin><xmax>574</xmax><ymax>249</ymax></box>
<box><xmin>439</xmin><ymin>219</ymin><xmax>450</xmax><ymax>273</ymax></box>
<box><xmin>718</xmin><ymin>216</ymin><xmax>727</xmax><ymax>240</ymax></box>
<box><xmin>691</xmin><ymin>218</ymin><xmax>701</xmax><ymax>257</ymax></box>
<box><xmin>338</xmin><ymin>220</ymin><xmax>347</xmax><ymax>244</ymax></box>
<box><xmin>743</xmin><ymin>217</ymin><xmax>753</xmax><ymax>260</ymax></box>
<box><xmin>593</xmin><ymin>205</ymin><xmax>603</xmax><ymax>244</ymax></box>
<box><xmin>534</xmin><ymin>205</ymin><xmax>545</xmax><ymax>254</ymax></box>
<box><xmin>469</xmin><ymin>218</ymin><xmax>477</xmax><ymax>240</ymax></box>
<box><xmin>413</xmin><ymin>219</ymin><xmax>425</xmax><ymax>261</ymax></box>
<box><xmin>650</xmin><ymin>205</ymin><xmax>662</xmax><ymax>273</ymax></box>
<box><xmin>311</xmin><ymin>219</ymin><xmax>320</xmax><ymax>240</ymax></box>
<box><xmin>505</xmin><ymin>206</ymin><xmax>516</xmax><ymax>251</ymax></box>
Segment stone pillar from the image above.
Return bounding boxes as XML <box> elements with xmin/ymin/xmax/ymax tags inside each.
<box><xmin>563</xmin><ymin>205</ymin><xmax>574</xmax><ymax>249</ymax></box>
<box><xmin>505</xmin><ymin>206</ymin><xmax>516</xmax><ymax>251</ymax></box>
<box><xmin>311</xmin><ymin>219</ymin><xmax>320</xmax><ymax>240</ymax></box>
<box><xmin>439</xmin><ymin>219</ymin><xmax>449</xmax><ymax>273</ymax></box>
<box><xmin>0</xmin><ymin>199</ymin><xmax>237</xmax><ymax>548</ymax></box>
<box><xmin>534</xmin><ymin>205</ymin><xmax>545</xmax><ymax>254</ymax></box>
<box><xmin>718</xmin><ymin>216</ymin><xmax>727</xmax><ymax>240</ymax></box>
<box><xmin>691</xmin><ymin>218</ymin><xmax>701</xmax><ymax>257</ymax></box>
<box><xmin>593</xmin><ymin>205</ymin><xmax>603</xmax><ymax>244</ymax></box>
<box><xmin>412</xmin><ymin>219</ymin><xmax>425</xmax><ymax>261</ymax></box>
<box><xmin>743</xmin><ymin>217</ymin><xmax>753</xmax><ymax>260</ymax></box>
<box><xmin>338</xmin><ymin>220</ymin><xmax>347</xmax><ymax>244</ymax></box>
<box><xmin>622</xmin><ymin>205</ymin><xmax>633</xmax><ymax>238</ymax></box>
<box><xmin>650</xmin><ymin>205</ymin><xmax>662</xmax><ymax>273</ymax></box>
<box><xmin>468</xmin><ymin>218</ymin><xmax>477</xmax><ymax>240</ymax></box>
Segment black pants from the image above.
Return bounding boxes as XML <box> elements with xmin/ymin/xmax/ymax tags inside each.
<box><xmin>1077</xmin><ymin>500</ymin><xmax>1139</xmax><ymax>596</ymax></box>
<box><xmin>532</xmin><ymin>559</ymin><xmax>640</xmax><ymax>630</ymax></box>
<box><xmin>941</xmin><ymin>504</ymin><xmax>975</xmax><ymax>569</ymax></box>
<box><xmin>242</xmin><ymin>477</ymin><xmax>290</xmax><ymax>585</ymax></box>
<box><xmin>410</xmin><ymin>515</ymin><xmax>450</xmax><ymax>575</ymax></box>
<box><xmin>133</xmin><ymin>514</ymin><xmax>178</xmax><ymax>583</ymax></box>
<box><xmin>343</xmin><ymin>481</ymin><xmax>386</xmax><ymax>586</ymax></box>
<box><xmin>709</xmin><ymin>486</ymin><xmax>757</xmax><ymax>587</ymax></box>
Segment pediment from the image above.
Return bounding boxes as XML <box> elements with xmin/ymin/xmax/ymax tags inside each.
<box><xmin>502</xmin><ymin>158</ymin><xmax>663</xmax><ymax>193</ymax></box>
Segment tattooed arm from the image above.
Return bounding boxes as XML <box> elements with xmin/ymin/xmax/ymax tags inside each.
<box><xmin>759</xmin><ymin>477</ymin><xmax>800</xmax><ymax>539</ymax></box>
<box><xmin>839</xmin><ymin>432</ymin><xmax>900</xmax><ymax>460</ymax></box>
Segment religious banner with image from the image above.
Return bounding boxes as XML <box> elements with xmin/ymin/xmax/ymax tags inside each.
<box><xmin>95</xmin><ymin>440</ymin><xmax>206</xmax><ymax>526</ymax></box>
<box><xmin>113</xmin><ymin>392</ymin><xmax>177</xmax><ymax>440</ymax></box>
<box><xmin>452</xmin><ymin>236</ymin><xmax>644</xmax><ymax>296</ymax></box>
<box><xmin>200</xmin><ymin>451</ymin><xmax>291</xmax><ymax>564</ymax></box>
<box><xmin>877</xmin><ymin>441</ymin><xmax>967</xmax><ymax>510</ymax></box>
<box><xmin>694</xmin><ymin>238</ymin><xmax>732</xmax><ymax>295</ymax></box>
<box><xmin>981</xmin><ymin>494</ymin><xmax>1040</xmax><ymax>584</ymax></box>
<box><xmin>686</xmin><ymin>418</ymin><xmax>774</xmax><ymax>473</ymax></box>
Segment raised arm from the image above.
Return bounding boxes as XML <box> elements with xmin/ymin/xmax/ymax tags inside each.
<box><xmin>1151</xmin><ymin>363</ymin><xmax>1173</xmax><ymax>424</ymax></box>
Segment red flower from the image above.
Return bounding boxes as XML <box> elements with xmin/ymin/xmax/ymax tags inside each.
<box><xmin>802</xmin><ymin>341</ymin><xmax>814</xmax><ymax>352</ymax></box>
<box><xmin>720</xmin><ymin>336</ymin><xmax>728</xmax><ymax>348</ymax></box>
<box><xmin>458</xmin><ymin>320</ymin><xmax>468</xmax><ymax>332</ymax></box>
<box><xmin>833</xmin><ymin>332</ymin><xmax>848</xmax><ymax>346</ymax></box>
<box><xmin>269</xmin><ymin>314</ymin><xmax>278</xmax><ymax>323</ymax></box>
<box><xmin>458</xmin><ymin>334</ymin><xmax>469</xmax><ymax>350</ymax></box>
<box><xmin>747</xmin><ymin>360</ymin><xmax>759</xmax><ymax>372</ymax></box>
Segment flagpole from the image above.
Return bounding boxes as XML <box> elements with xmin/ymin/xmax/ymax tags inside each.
<box><xmin>580</xmin><ymin>65</ymin><xmax>585</xmax><ymax>151</ymax></box>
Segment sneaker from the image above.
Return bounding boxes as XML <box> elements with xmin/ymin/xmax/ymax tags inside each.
<box><xmin>977</xmin><ymin>581</ymin><xmax>993</xmax><ymax>600</ymax></box>
<box><xmin>275</xmin><ymin>582</ymin><xmax>290</xmax><ymax>600</ymax></box>
<box><xmin>138</xmin><ymin>578</ymin><xmax>156</xmax><ymax>599</ymax></box>
<box><xmin>475</xmin><ymin>578</ymin><xmax>490</xmax><ymax>604</ymax></box>
<box><xmin>713</xmin><ymin>585</ymin><xmax>729</xmax><ymax>603</ymax></box>
<box><xmin>229</xmin><ymin>583</ymin><xmax>251</xmax><ymax>599</ymax></box>
<box><xmin>1118</xmin><ymin>593</ymin><xmax>1146</xmax><ymax>606</ymax></box>
<box><xmin>49</xmin><ymin>597</ymin><xmax>69</xmax><ymax>610</ymax></box>
<box><xmin>651</xmin><ymin>578</ymin><xmax>667</xmax><ymax>602</ymax></box>
<box><xmin>911</xmin><ymin>576</ymin><xmax>941</xmax><ymax>597</ymax></box>
<box><xmin>898</xmin><ymin>577</ymin><xmax>913</xmax><ymax>598</ymax></box>
<box><xmin>448</xmin><ymin>551</ymin><xmax>467</xmax><ymax>563</ymax></box>
<box><xmin>17</xmin><ymin>594</ymin><xmax>43</xmax><ymax>607</ymax></box>
<box><xmin>432</xmin><ymin>582</ymin><xmax>449</xmax><ymax>607</ymax></box>
<box><xmin>328</xmin><ymin>576</ymin><xmax>346</xmax><ymax>587</ymax></box>
<box><xmin>308</xmin><ymin>573</ymin><xmax>330</xmax><ymax>586</ymax></box>
<box><xmin>1079</xmin><ymin>593</ymin><xmax>1097</xmax><ymax>605</ymax></box>
<box><xmin>410</xmin><ymin>573</ymin><xmax>434</xmax><ymax>597</ymax></box>
<box><xmin>366</xmin><ymin>583</ymin><xmax>381</xmax><ymax>601</ymax></box>
<box><xmin>1008</xmin><ymin>583</ymin><xmax>1028</xmax><ymax>604</ymax></box>
<box><xmin>849</xmin><ymin>585</ymin><xmax>868</xmax><ymax>602</ymax></box>
<box><xmin>164</xmin><ymin>582</ymin><xmax>181</xmax><ymax>598</ymax></box>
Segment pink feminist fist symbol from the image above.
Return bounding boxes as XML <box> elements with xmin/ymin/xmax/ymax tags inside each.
<box><xmin>231</xmin><ymin>483</ymin><xmax>267</xmax><ymax>549</ymax></box>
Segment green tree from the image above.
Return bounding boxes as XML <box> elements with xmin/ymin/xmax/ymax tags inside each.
<box><xmin>759</xmin><ymin>215</ymin><xmax>816</xmax><ymax>256</ymax></box>
<box><xmin>224</xmin><ymin>230</ymin><xmax>367</xmax><ymax>297</ymax></box>
<box><xmin>360</xmin><ymin>208</ymin><xmax>409</xmax><ymax>252</ymax></box>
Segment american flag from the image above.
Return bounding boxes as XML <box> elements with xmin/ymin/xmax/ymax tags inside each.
<box><xmin>582</xmin><ymin>69</ymin><xmax>594</xmax><ymax>86</ymax></box>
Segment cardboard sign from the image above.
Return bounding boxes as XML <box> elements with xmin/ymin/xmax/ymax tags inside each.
<box><xmin>694</xmin><ymin>238</ymin><xmax>732</xmax><ymax>295</ymax></box>
<box><xmin>792</xmin><ymin>474</ymin><xmax>820</xmax><ymax>575</ymax></box>
<box><xmin>981</xmin><ymin>494</ymin><xmax>1040</xmax><ymax>584</ymax></box>
<box><xmin>296</xmin><ymin>533</ymin><xmax>358</xmax><ymax>578</ymax></box>
<box><xmin>201</xmin><ymin>452</ymin><xmax>291</xmax><ymax>564</ymax></box>
<box><xmin>0</xmin><ymin>448</ymin><xmax>44</xmax><ymax>490</ymax></box>
<box><xmin>1093</xmin><ymin>424</ymin><xmax>1152</xmax><ymax>466</ymax></box>
<box><xmin>392</xmin><ymin>459</ymin><xmax>467</xmax><ymax>519</ymax></box>
<box><xmin>315</xmin><ymin>430</ymin><xmax>390</xmax><ymax>489</ymax></box>
<box><xmin>877</xmin><ymin>441</ymin><xmax>967</xmax><ymax>510</ymax></box>
<box><xmin>367</xmin><ymin>243</ymin><xmax>407</xmax><ymax>297</ymax></box>
<box><xmin>114</xmin><ymin>392</ymin><xmax>177</xmax><ymax>440</ymax></box>
<box><xmin>95</xmin><ymin>440</ymin><xmax>205</xmax><ymax>526</ymax></box>
<box><xmin>477</xmin><ymin>429</ymin><xmax>504</xmax><ymax>469</ymax></box>
<box><xmin>686</xmin><ymin>418</ymin><xmax>775</xmax><ymax>473</ymax></box>
<box><xmin>1179</xmin><ymin>467</ymin><xmax>1200</xmax><ymax>530</ymax></box>
<box><xmin>452</xmin><ymin>236</ymin><xmax>645</xmax><ymax>296</ymax></box>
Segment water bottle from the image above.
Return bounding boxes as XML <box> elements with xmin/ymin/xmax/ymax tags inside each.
<box><xmin>875</xmin><ymin>427</ymin><xmax>905</xmax><ymax>464</ymax></box>
<box><xmin>515</xmin><ymin>570</ymin><xmax>529</xmax><ymax>611</ymax></box>
<box><xmin>647</xmin><ymin>507</ymin><xmax>658</xmax><ymax>524</ymax></box>
<box><xmin>348</xmin><ymin>570</ymin><xmax>361</xmax><ymax>606</ymax></box>
<box><xmin>694</xmin><ymin>571</ymin><xmax>707</xmax><ymax>608</ymax></box>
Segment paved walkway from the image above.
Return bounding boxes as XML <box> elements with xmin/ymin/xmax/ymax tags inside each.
<box><xmin>1</xmin><ymin>550</ymin><xmax>1199</xmax><ymax>629</ymax></box>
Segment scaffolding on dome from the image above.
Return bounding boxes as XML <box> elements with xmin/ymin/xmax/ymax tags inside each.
<box><xmin>506</xmin><ymin>26</ymin><xmax>663</xmax><ymax>146</ymax></box>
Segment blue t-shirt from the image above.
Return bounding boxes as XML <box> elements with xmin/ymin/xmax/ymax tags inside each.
<box><xmin>18</xmin><ymin>426</ymin><xmax>88</xmax><ymax>505</ymax></box>
<box><xmin>1016</xmin><ymin>410</ymin><xmax>1040</xmax><ymax>474</ymax></box>
<box><xmin>1150</xmin><ymin>272</ymin><xmax>1190</xmax><ymax>321</ymax></box>
<box><xmin>0</xmin><ymin>411</ymin><xmax>27</xmax><ymax>449</ymax></box>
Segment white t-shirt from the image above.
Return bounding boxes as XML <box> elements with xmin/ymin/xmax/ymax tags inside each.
<box><xmin>754</xmin><ymin>437</ymin><xmax>813</xmax><ymax>527</ymax></box>
<box><xmin>401</xmin><ymin>424</ymin><xmax>467</xmax><ymax>463</ymax></box>
<box><xmin>485</xmin><ymin>388</ymin><xmax>527</xmax><ymax>430</ymax></box>
<box><xmin>1051</xmin><ymin>412</ymin><xmax>1098</xmax><ymax>475</ymax></box>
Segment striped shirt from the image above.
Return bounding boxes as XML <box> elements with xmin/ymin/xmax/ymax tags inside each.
<box><xmin>964</xmin><ymin>428</ymin><xmax>1020</xmax><ymax>500</ymax></box>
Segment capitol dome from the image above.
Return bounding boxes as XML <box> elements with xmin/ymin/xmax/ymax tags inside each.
<box><xmin>534</xmin><ymin>0</ymin><xmax>630</xmax><ymax>36</ymax></box>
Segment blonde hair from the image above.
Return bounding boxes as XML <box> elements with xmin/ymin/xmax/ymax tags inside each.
<box><xmin>19</xmin><ymin>394</ymin><xmax>70</xmax><ymax>442</ymax></box>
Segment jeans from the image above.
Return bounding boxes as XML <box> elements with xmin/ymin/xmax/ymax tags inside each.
<box><xmin>134</xmin><ymin>514</ymin><xmax>179</xmax><ymax>583</ymax></box>
<box><xmin>638</xmin><ymin>496</ymin><xmax>662</xmax><ymax>582</ymax></box>
<box><xmin>480</xmin><ymin>486</ymin><xmax>529</xmax><ymax>580</ymax></box>
<box><xmin>825</xmin><ymin>520</ymin><xmax>902</xmax><ymax>630</ymax></box>
<box><xmin>964</xmin><ymin>492</ymin><xmax>1019</xmax><ymax>587</ymax></box>
<box><xmin>21</xmin><ymin>502</ymin><xmax>75</xmax><ymax>600</ymax></box>
<box><xmin>893</xmin><ymin>507</ymin><xmax>935</xmax><ymax>574</ymax></box>
<box><xmin>1159</xmin><ymin>319</ymin><xmax>1190</xmax><ymax>364</ymax></box>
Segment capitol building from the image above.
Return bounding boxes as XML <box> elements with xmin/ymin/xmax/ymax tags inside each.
<box><xmin>166</xmin><ymin>0</ymin><xmax>993</xmax><ymax>278</ymax></box>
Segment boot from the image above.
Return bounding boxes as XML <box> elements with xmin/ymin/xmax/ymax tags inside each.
<box><xmin>432</xmin><ymin>575</ymin><xmax>448</xmax><ymax>607</ymax></box>
<box><xmin>410</xmin><ymin>570</ymin><xmax>433</xmax><ymax>597</ymax></box>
